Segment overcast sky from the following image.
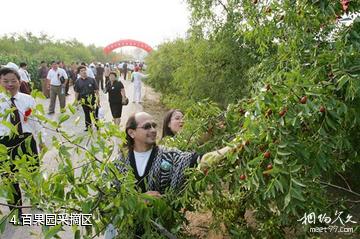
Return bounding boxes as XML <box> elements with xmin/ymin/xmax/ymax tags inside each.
<box><xmin>1</xmin><ymin>0</ymin><xmax>190</xmax><ymax>49</ymax></box>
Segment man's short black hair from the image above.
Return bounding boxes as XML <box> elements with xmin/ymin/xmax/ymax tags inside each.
<box><xmin>77</xmin><ymin>65</ymin><xmax>86</xmax><ymax>73</ymax></box>
<box><xmin>109</xmin><ymin>71</ymin><xmax>117</xmax><ymax>77</ymax></box>
<box><xmin>0</xmin><ymin>67</ymin><xmax>21</xmax><ymax>81</ymax></box>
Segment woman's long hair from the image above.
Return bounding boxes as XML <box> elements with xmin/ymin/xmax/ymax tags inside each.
<box><xmin>162</xmin><ymin>109</ymin><xmax>183</xmax><ymax>139</ymax></box>
<box><xmin>125</xmin><ymin>114</ymin><xmax>138</xmax><ymax>150</ymax></box>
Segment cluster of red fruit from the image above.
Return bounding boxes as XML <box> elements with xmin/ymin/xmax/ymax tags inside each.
<box><xmin>240</xmin><ymin>150</ymin><xmax>273</xmax><ymax>181</ymax></box>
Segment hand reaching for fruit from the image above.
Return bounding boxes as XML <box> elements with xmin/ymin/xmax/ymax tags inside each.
<box><xmin>198</xmin><ymin>146</ymin><xmax>232</xmax><ymax>171</ymax></box>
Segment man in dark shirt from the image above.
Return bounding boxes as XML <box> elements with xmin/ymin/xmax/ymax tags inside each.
<box><xmin>122</xmin><ymin>62</ymin><xmax>128</xmax><ymax>80</ymax></box>
<box><xmin>74</xmin><ymin>65</ymin><xmax>100</xmax><ymax>131</ymax></box>
<box><xmin>38</xmin><ymin>61</ymin><xmax>49</xmax><ymax>98</ymax></box>
<box><xmin>95</xmin><ymin>63</ymin><xmax>105</xmax><ymax>91</ymax></box>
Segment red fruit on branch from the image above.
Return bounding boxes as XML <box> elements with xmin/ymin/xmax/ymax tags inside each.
<box><xmin>240</xmin><ymin>174</ymin><xmax>246</xmax><ymax>180</ymax></box>
<box><xmin>25</xmin><ymin>108</ymin><xmax>32</xmax><ymax>117</ymax></box>
<box><xmin>320</xmin><ymin>106</ymin><xmax>326</xmax><ymax>113</ymax></box>
<box><xmin>239</xmin><ymin>108</ymin><xmax>246</xmax><ymax>115</ymax></box>
<box><xmin>300</xmin><ymin>96</ymin><xmax>307</xmax><ymax>104</ymax></box>
<box><xmin>264</xmin><ymin>151</ymin><xmax>271</xmax><ymax>159</ymax></box>
<box><xmin>279</xmin><ymin>109</ymin><xmax>286</xmax><ymax>117</ymax></box>
<box><xmin>204</xmin><ymin>168</ymin><xmax>208</xmax><ymax>175</ymax></box>
<box><xmin>267</xmin><ymin>163</ymin><xmax>273</xmax><ymax>170</ymax></box>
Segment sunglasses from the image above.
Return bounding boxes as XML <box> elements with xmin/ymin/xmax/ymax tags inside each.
<box><xmin>137</xmin><ymin>122</ymin><xmax>157</xmax><ymax>130</ymax></box>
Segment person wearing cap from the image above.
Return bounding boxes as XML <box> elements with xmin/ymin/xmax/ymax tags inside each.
<box><xmin>38</xmin><ymin>61</ymin><xmax>49</xmax><ymax>98</ymax></box>
<box><xmin>46</xmin><ymin>61</ymin><xmax>69</xmax><ymax>114</ymax></box>
<box><xmin>131</xmin><ymin>66</ymin><xmax>147</xmax><ymax>104</ymax></box>
<box><xmin>3</xmin><ymin>62</ymin><xmax>19</xmax><ymax>71</ymax></box>
<box><xmin>0</xmin><ymin>67</ymin><xmax>44</xmax><ymax>220</ymax></box>
<box><xmin>18</xmin><ymin>62</ymin><xmax>31</xmax><ymax>94</ymax></box>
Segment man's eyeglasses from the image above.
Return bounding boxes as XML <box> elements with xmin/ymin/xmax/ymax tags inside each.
<box><xmin>137</xmin><ymin>122</ymin><xmax>157</xmax><ymax>130</ymax></box>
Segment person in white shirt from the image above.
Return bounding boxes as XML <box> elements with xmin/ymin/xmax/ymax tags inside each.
<box><xmin>18</xmin><ymin>62</ymin><xmax>31</xmax><ymax>94</ymax></box>
<box><xmin>0</xmin><ymin>67</ymin><xmax>44</xmax><ymax>220</ymax></box>
<box><xmin>131</xmin><ymin>66</ymin><xmax>148</xmax><ymax>103</ymax></box>
<box><xmin>47</xmin><ymin>61</ymin><xmax>68</xmax><ymax>114</ymax></box>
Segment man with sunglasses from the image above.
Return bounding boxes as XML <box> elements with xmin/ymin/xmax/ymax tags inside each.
<box><xmin>119</xmin><ymin>111</ymin><xmax>232</xmax><ymax>194</ymax></box>
<box><xmin>105</xmin><ymin>112</ymin><xmax>232</xmax><ymax>237</ymax></box>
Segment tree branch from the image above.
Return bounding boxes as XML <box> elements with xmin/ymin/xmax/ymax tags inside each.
<box><xmin>151</xmin><ymin>219</ymin><xmax>177</xmax><ymax>239</ymax></box>
<box><xmin>336</xmin><ymin>172</ymin><xmax>352</xmax><ymax>191</ymax></box>
<box><xmin>217</xmin><ymin>0</ymin><xmax>229</xmax><ymax>14</ymax></box>
<box><xmin>319</xmin><ymin>180</ymin><xmax>360</xmax><ymax>198</ymax></box>
<box><xmin>0</xmin><ymin>202</ymin><xmax>33</xmax><ymax>209</ymax></box>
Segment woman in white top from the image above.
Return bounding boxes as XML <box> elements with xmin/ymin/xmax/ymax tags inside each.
<box><xmin>131</xmin><ymin>66</ymin><xmax>147</xmax><ymax>103</ymax></box>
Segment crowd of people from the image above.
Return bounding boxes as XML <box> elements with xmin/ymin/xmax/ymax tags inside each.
<box><xmin>0</xmin><ymin>61</ymin><xmax>233</xmax><ymax>236</ymax></box>
<box><xmin>1</xmin><ymin>60</ymin><xmax>148</xmax><ymax>130</ymax></box>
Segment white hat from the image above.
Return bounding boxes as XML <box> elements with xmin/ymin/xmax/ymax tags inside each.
<box><xmin>4</xmin><ymin>62</ymin><xmax>19</xmax><ymax>71</ymax></box>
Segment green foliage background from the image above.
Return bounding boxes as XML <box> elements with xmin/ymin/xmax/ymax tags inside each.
<box><xmin>0</xmin><ymin>33</ymin><xmax>118</xmax><ymax>89</ymax></box>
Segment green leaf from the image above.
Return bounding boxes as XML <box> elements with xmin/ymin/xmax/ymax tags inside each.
<box><xmin>277</xmin><ymin>144</ymin><xmax>287</xmax><ymax>149</ymax></box>
<box><xmin>290</xmin><ymin>187</ymin><xmax>306</xmax><ymax>201</ymax></box>
<box><xmin>274</xmin><ymin>179</ymin><xmax>284</xmax><ymax>193</ymax></box>
<box><xmin>247</xmin><ymin>156</ymin><xmax>262</xmax><ymax>166</ymax></box>
<box><xmin>284</xmin><ymin>192</ymin><xmax>291</xmax><ymax>209</ymax></box>
<box><xmin>58</xmin><ymin>114</ymin><xmax>70</xmax><ymax>125</ymax></box>
<box><xmin>69</xmin><ymin>105</ymin><xmax>76</xmax><ymax>114</ymax></box>
<box><xmin>291</xmin><ymin>178</ymin><xmax>306</xmax><ymax>187</ymax></box>
<box><xmin>277</xmin><ymin>151</ymin><xmax>291</xmax><ymax>156</ymax></box>
<box><xmin>74</xmin><ymin>229</ymin><xmax>80</xmax><ymax>239</ymax></box>
<box><xmin>274</xmin><ymin>158</ymin><xmax>283</xmax><ymax>165</ymax></box>
<box><xmin>290</xmin><ymin>165</ymin><xmax>302</xmax><ymax>173</ymax></box>
<box><xmin>44</xmin><ymin>224</ymin><xmax>63</xmax><ymax>239</ymax></box>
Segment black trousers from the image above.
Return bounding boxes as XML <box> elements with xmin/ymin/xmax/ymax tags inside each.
<box><xmin>96</xmin><ymin>78</ymin><xmax>103</xmax><ymax>90</ymax></box>
<box><xmin>123</xmin><ymin>70</ymin><xmax>127</xmax><ymax>80</ymax></box>
<box><xmin>65</xmin><ymin>80</ymin><xmax>70</xmax><ymax>94</ymax></box>
<box><xmin>0</xmin><ymin>133</ymin><xmax>38</xmax><ymax>211</ymax></box>
<box><xmin>81</xmin><ymin>104</ymin><xmax>99</xmax><ymax>129</ymax></box>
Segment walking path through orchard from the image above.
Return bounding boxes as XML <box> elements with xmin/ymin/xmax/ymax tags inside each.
<box><xmin>1</xmin><ymin>78</ymin><xmax>167</xmax><ymax>238</ymax></box>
